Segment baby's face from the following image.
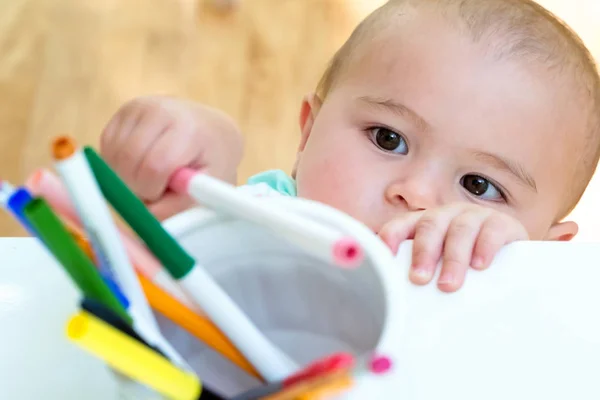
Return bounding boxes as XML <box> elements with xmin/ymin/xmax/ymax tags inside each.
<box><xmin>293</xmin><ymin>16</ymin><xmax>585</xmax><ymax>239</ymax></box>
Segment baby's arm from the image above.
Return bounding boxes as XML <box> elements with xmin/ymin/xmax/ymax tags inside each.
<box><xmin>100</xmin><ymin>95</ymin><xmax>244</xmax><ymax>220</ymax></box>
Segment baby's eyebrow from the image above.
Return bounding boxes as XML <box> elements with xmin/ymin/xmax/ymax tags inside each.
<box><xmin>357</xmin><ymin>96</ymin><xmax>429</xmax><ymax>132</ymax></box>
<box><xmin>474</xmin><ymin>151</ymin><xmax>537</xmax><ymax>192</ymax></box>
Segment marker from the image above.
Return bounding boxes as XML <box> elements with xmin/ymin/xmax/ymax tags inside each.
<box><xmin>51</xmin><ymin>136</ymin><xmax>191</xmax><ymax>372</ymax></box>
<box><xmin>83</xmin><ymin>146</ymin><xmax>298</xmax><ymax>381</ymax></box>
<box><xmin>25</xmin><ymin>168</ymin><xmax>195</xmax><ymax>310</ymax></box>
<box><xmin>0</xmin><ymin>184</ymin><xmax>129</xmax><ymax>307</ymax></box>
<box><xmin>282</xmin><ymin>374</ymin><xmax>354</xmax><ymax>400</ymax></box>
<box><xmin>138</xmin><ymin>271</ymin><xmax>261</xmax><ymax>380</ymax></box>
<box><xmin>0</xmin><ymin>183</ymin><xmax>33</xmax><ymax>235</ymax></box>
<box><xmin>169</xmin><ymin>168</ymin><xmax>364</xmax><ymax>269</ymax></box>
<box><xmin>65</xmin><ymin>220</ymin><xmax>259</xmax><ymax>380</ymax></box>
<box><xmin>110</xmin><ymin>370</ymin><xmax>165</xmax><ymax>400</ymax></box>
<box><xmin>81</xmin><ymin>297</ymin><xmax>166</xmax><ymax>359</ymax></box>
<box><xmin>63</xmin><ymin>221</ymin><xmax>130</xmax><ymax>308</ymax></box>
<box><xmin>22</xmin><ymin>197</ymin><xmax>131</xmax><ymax>323</ymax></box>
<box><xmin>233</xmin><ymin>353</ymin><xmax>392</xmax><ymax>400</ymax></box>
<box><xmin>66</xmin><ymin>311</ymin><xmax>202</xmax><ymax>400</ymax></box>
<box><xmin>262</xmin><ymin>354</ymin><xmax>391</xmax><ymax>400</ymax></box>
<box><xmin>52</xmin><ymin>137</ymin><xmax>148</xmax><ymax>316</ymax></box>
<box><xmin>6</xmin><ymin>187</ymin><xmax>37</xmax><ymax>234</ymax></box>
<box><xmin>232</xmin><ymin>353</ymin><xmax>355</xmax><ymax>400</ymax></box>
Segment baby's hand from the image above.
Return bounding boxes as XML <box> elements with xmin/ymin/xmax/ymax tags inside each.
<box><xmin>378</xmin><ymin>203</ymin><xmax>529</xmax><ymax>292</ymax></box>
<box><xmin>100</xmin><ymin>96</ymin><xmax>243</xmax><ymax>220</ymax></box>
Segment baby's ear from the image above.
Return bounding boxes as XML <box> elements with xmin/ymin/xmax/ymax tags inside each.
<box><xmin>297</xmin><ymin>92</ymin><xmax>322</xmax><ymax>152</ymax></box>
<box><xmin>293</xmin><ymin>93</ymin><xmax>322</xmax><ymax>178</ymax></box>
<box><xmin>545</xmin><ymin>220</ymin><xmax>579</xmax><ymax>241</ymax></box>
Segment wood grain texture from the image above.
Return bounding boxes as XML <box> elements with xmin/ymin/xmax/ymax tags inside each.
<box><xmin>0</xmin><ymin>0</ymin><xmax>598</xmax><ymax>240</ymax></box>
<box><xmin>0</xmin><ymin>0</ymin><xmax>372</xmax><ymax>236</ymax></box>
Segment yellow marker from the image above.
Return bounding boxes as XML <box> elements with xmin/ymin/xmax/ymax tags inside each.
<box><xmin>66</xmin><ymin>311</ymin><xmax>201</xmax><ymax>400</ymax></box>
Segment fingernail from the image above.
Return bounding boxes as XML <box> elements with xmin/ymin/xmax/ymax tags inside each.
<box><xmin>438</xmin><ymin>272</ymin><xmax>455</xmax><ymax>285</ymax></box>
<box><xmin>471</xmin><ymin>256</ymin><xmax>485</xmax><ymax>269</ymax></box>
<box><xmin>411</xmin><ymin>265</ymin><xmax>432</xmax><ymax>281</ymax></box>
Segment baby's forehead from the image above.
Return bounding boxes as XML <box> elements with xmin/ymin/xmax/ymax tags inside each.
<box><xmin>342</xmin><ymin>7</ymin><xmax>595</xmax><ymax>142</ymax></box>
<box><xmin>362</xmin><ymin>11</ymin><xmax>567</xmax><ymax>73</ymax></box>
<box><xmin>338</xmin><ymin>2</ymin><xmax>593</xmax><ymax>97</ymax></box>
<box><xmin>350</xmin><ymin>17</ymin><xmax>576</xmax><ymax>103</ymax></box>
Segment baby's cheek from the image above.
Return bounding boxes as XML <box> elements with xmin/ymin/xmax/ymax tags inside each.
<box><xmin>296</xmin><ymin>157</ymin><xmax>374</xmax><ymax>223</ymax></box>
<box><xmin>297</xmin><ymin>158</ymin><xmax>348</xmax><ymax>203</ymax></box>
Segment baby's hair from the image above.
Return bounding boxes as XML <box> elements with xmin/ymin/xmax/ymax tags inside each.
<box><xmin>316</xmin><ymin>0</ymin><xmax>600</xmax><ymax>218</ymax></box>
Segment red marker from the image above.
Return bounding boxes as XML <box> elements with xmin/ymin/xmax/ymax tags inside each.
<box><xmin>283</xmin><ymin>353</ymin><xmax>356</xmax><ymax>387</ymax></box>
<box><xmin>232</xmin><ymin>352</ymin><xmax>392</xmax><ymax>399</ymax></box>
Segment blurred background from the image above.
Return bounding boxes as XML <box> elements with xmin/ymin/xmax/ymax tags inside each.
<box><xmin>0</xmin><ymin>0</ymin><xmax>598</xmax><ymax>240</ymax></box>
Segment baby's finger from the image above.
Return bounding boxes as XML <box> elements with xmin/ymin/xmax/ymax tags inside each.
<box><xmin>410</xmin><ymin>206</ymin><xmax>464</xmax><ymax>285</ymax></box>
<box><xmin>437</xmin><ymin>210</ymin><xmax>488</xmax><ymax>292</ymax></box>
<box><xmin>471</xmin><ymin>215</ymin><xmax>529</xmax><ymax>270</ymax></box>
<box><xmin>113</xmin><ymin>110</ymin><xmax>172</xmax><ymax>190</ymax></box>
<box><xmin>109</xmin><ymin>103</ymin><xmax>145</xmax><ymax>159</ymax></box>
<box><xmin>99</xmin><ymin>113</ymin><xmax>122</xmax><ymax>157</ymax></box>
<box><xmin>377</xmin><ymin>211</ymin><xmax>423</xmax><ymax>253</ymax></box>
<box><xmin>147</xmin><ymin>192</ymin><xmax>195</xmax><ymax>222</ymax></box>
<box><xmin>134</xmin><ymin>127</ymin><xmax>201</xmax><ymax>201</ymax></box>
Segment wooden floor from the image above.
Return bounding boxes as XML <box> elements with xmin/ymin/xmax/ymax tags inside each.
<box><xmin>0</xmin><ymin>0</ymin><xmax>598</xmax><ymax>240</ymax></box>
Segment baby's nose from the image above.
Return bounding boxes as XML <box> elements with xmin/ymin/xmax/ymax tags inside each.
<box><xmin>384</xmin><ymin>181</ymin><xmax>439</xmax><ymax>212</ymax></box>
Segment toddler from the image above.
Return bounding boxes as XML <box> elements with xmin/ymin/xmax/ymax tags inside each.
<box><xmin>100</xmin><ymin>0</ymin><xmax>600</xmax><ymax>293</ymax></box>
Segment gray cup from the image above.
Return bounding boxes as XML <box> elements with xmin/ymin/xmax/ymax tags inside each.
<box><xmin>159</xmin><ymin>195</ymin><xmax>406</xmax><ymax>398</ymax></box>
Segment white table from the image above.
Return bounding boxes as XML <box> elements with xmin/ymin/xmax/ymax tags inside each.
<box><xmin>0</xmin><ymin>238</ymin><xmax>119</xmax><ymax>400</ymax></box>
<box><xmin>1</xmin><ymin>237</ymin><xmax>600</xmax><ymax>399</ymax></box>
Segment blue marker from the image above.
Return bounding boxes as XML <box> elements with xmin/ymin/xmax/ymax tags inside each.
<box><xmin>99</xmin><ymin>270</ymin><xmax>130</xmax><ymax>309</ymax></box>
<box><xmin>6</xmin><ymin>187</ymin><xmax>37</xmax><ymax>235</ymax></box>
<box><xmin>5</xmin><ymin>186</ymin><xmax>129</xmax><ymax>308</ymax></box>
<box><xmin>86</xmin><ymin>228</ymin><xmax>130</xmax><ymax>309</ymax></box>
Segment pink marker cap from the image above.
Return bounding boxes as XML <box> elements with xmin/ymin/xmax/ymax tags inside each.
<box><xmin>332</xmin><ymin>237</ymin><xmax>364</xmax><ymax>268</ymax></box>
<box><xmin>369</xmin><ymin>355</ymin><xmax>392</xmax><ymax>374</ymax></box>
<box><xmin>169</xmin><ymin>167</ymin><xmax>196</xmax><ymax>194</ymax></box>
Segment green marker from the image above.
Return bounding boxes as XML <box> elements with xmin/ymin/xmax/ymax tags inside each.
<box><xmin>83</xmin><ymin>147</ymin><xmax>194</xmax><ymax>279</ymax></box>
<box><xmin>83</xmin><ymin>147</ymin><xmax>298</xmax><ymax>381</ymax></box>
<box><xmin>24</xmin><ymin>198</ymin><xmax>132</xmax><ymax>324</ymax></box>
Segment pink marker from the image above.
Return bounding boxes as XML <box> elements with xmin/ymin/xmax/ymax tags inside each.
<box><xmin>169</xmin><ymin>167</ymin><xmax>364</xmax><ymax>268</ymax></box>
<box><xmin>25</xmin><ymin>168</ymin><xmax>196</xmax><ymax>309</ymax></box>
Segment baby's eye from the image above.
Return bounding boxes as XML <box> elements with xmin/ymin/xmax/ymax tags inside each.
<box><xmin>369</xmin><ymin>127</ymin><xmax>408</xmax><ymax>154</ymax></box>
<box><xmin>461</xmin><ymin>174</ymin><xmax>505</xmax><ymax>201</ymax></box>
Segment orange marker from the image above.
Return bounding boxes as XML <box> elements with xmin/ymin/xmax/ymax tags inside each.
<box><xmin>64</xmin><ymin>221</ymin><xmax>261</xmax><ymax>380</ymax></box>
<box><xmin>296</xmin><ymin>375</ymin><xmax>354</xmax><ymax>400</ymax></box>
<box><xmin>137</xmin><ymin>270</ymin><xmax>262</xmax><ymax>380</ymax></box>
<box><xmin>263</xmin><ymin>370</ymin><xmax>353</xmax><ymax>400</ymax></box>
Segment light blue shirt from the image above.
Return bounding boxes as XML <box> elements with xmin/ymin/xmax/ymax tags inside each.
<box><xmin>246</xmin><ymin>170</ymin><xmax>297</xmax><ymax>197</ymax></box>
